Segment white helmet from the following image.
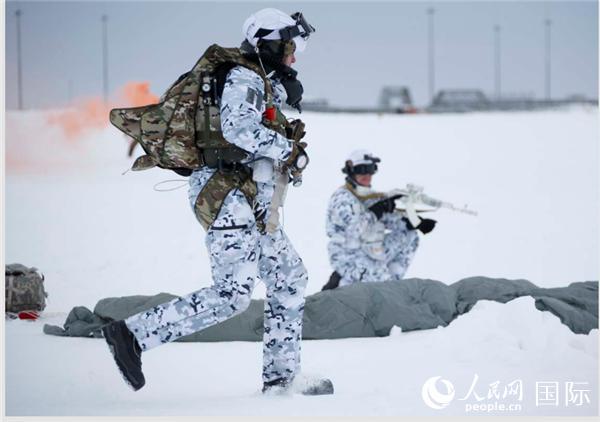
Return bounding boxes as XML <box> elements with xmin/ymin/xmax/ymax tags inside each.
<box><xmin>343</xmin><ymin>149</ymin><xmax>381</xmax><ymax>175</ymax></box>
<box><xmin>242</xmin><ymin>8</ymin><xmax>315</xmax><ymax>53</ymax></box>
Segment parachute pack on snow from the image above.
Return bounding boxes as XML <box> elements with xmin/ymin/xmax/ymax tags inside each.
<box><xmin>109</xmin><ymin>44</ymin><xmax>274</xmax><ymax>175</ymax></box>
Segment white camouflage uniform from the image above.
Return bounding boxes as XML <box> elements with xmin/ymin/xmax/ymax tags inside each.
<box><xmin>326</xmin><ymin>186</ymin><xmax>419</xmax><ymax>286</ymax></box>
<box><xmin>124</xmin><ymin>66</ymin><xmax>308</xmax><ymax>385</ymax></box>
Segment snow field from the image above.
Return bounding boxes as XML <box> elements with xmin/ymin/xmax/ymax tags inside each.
<box><xmin>5</xmin><ymin>107</ymin><xmax>598</xmax><ymax>415</ymax></box>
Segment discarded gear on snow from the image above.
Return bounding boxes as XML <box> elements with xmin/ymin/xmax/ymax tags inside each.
<box><xmin>5</xmin><ymin>263</ymin><xmax>48</xmax><ymax>320</ymax></box>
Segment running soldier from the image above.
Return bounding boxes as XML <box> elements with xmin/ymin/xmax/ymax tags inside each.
<box><xmin>102</xmin><ymin>8</ymin><xmax>333</xmax><ymax>396</ymax></box>
<box><xmin>322</xmin><ymin>150</ymin><xmax>436</xmax><ymax>290</ymax></box>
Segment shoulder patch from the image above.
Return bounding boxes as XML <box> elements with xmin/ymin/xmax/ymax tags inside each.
<box><xmin>245</xmin><ymin>87</ymin><xmax>263</xmax><ymax>110</ymax></box>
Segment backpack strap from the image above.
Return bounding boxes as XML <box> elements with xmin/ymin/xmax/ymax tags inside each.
<box><xmin>193</xmin><ymin>168</ymin><xmax>258</xmax><ymax>231</ymax></box>
<box><xmin>344</xmin><ymin>183</ymin><xmax>387</xmax><ymax>201</ymax></box>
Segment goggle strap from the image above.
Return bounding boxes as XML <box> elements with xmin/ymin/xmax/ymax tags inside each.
<box><xmin>279</xmin><ymin>25</ymin><xmax>305</xmax><ymax>41</ymax></box>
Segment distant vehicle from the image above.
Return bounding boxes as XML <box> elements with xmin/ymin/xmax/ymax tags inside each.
<box><xmin>427</xmin><ymin>89</ymin><xmax>490</xmax><ymax>113</ymax></box>
<box><xmin>379</xmin><ymin>86</ymin><xmax>418</xmax><ymax>113</ymax></box>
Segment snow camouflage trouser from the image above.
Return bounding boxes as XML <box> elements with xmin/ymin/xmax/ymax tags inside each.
<box><xmin>330</xmin><ymin>212</ymin><xmax>420</xmax><ymax>286</ymax></box>
<box><xmin>124</xmin><ymin>173</ymin><xmax>308</xmax><ymax>384</ymax></box>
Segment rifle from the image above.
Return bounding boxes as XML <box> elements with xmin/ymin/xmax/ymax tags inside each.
<box><xmin>387</xmin><ymin>183</ymin><xmax>478</xmax><ymax>228</ymax></box>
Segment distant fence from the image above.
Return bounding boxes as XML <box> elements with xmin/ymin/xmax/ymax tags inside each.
<box><xmin>287</xmin><ymin>89</ymin><xmax>597</xmax><ymax>114</ymax></box>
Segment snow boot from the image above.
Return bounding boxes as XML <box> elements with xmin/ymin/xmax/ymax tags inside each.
<box><xmin>262</xmin><ymin>375</ymin><xmax>334</xmax><ymax>396</ymax></box>
<box><xmin>102</xmin><ymin>320</ymin><xmax>145</xmax><ymax>391</ymax></box>
<box><xmin>298</xmin><ymin>378</ymin><xmax>334</xmax><ymax>395</ymax></box>
<box><xmin>321</xmin><ymin>271</ymin><xmax>341</xmax><ymax>291</ymax></box>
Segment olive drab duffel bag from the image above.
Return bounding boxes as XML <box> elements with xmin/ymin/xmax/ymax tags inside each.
<box><xmin>5</xmin><ymin>263</ymin><xmax>48</xmax><ymax>314</ymax></box>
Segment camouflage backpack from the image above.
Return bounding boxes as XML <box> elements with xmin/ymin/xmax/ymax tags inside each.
<box><xmin>5</xmin><ymin>264</ymin><xmax>48</xmax><ymax>313</ymax></box>
<box><xmin>109</xmin><ymin>44</ymin><xmax>295</xmax><ymax>231</ymax></box>
<box><xmin>109</xmin><ymin>44</ymin><xmax>276</xmax><ymax>175</ymax></box>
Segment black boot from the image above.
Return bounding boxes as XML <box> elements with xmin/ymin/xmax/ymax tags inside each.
<box><xmin>262</xmin><ymin>377</ymin><xmax>290</xmax><ymax>394</ymax></box>
<box><xmin>321</xmin><ymin>271</ymin><xmax>341</xmax><ymax>291</ymax></box>
<box><xmin>102</xmin><ymin>320</ymin><xmax>145</xmax><ymax>391</ymax></box>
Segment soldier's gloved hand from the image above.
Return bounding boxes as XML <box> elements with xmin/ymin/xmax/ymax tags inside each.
<box><xmin>405</xmin><ymin>217</ymin><xmax>437</xmax><ymax>234</ymax></box>
<box><xmin>284</xmin><ymin>141</ymin><xmax>309</xmax><ymax>171</ymax></box>
<box><xmin>417</xmin><ymin>218</ymin><xmax>436</xmax><ymax>234</ymax></box>
<box><xmin>286</xmin><ymin>119</ymin><xmax>306</xmax><ymax>142</ymax></box>
<box><xmin>368</xmin><ymin>197</ymin><xmax>397</xmax><ymax>220</ymax></box>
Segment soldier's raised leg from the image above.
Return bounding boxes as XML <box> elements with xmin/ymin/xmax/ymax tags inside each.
<box><xmin>124</xmin><ymin>189</ymin><xmax>260</xmax><ymax>350</ymax></box>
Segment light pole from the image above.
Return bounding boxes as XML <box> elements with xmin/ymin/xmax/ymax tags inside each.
<box><xmin>544</xmin><ymin>18</ymin><xmax>552</xmax><ymax>101</ymax></box>
<box><xmin>494</xmin><ymin>24</ymin><xmax>501</xmax><ymax>99</ymax></box>
<box><xmin>102</xmin><ymin>14</ymin><xmax>109</xmax><ymax>103</ymax></box>
<box><xmin>16</xmin><ymin>9</ymin><xmax>23</xmax><ymax>110</ymax></box>
<box><xmin>427</xmin><ymin>7</ymin><xmax>435</xmax><ymax>104</ymax></box>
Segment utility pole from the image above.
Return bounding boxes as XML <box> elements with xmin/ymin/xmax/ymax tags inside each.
<box><xmin>102</xmin><ymin>14</ymin><xmax>109</xmax><ymax>103</ymax></box>
<box><xmin>494</xmin><ymin>24</ymin><xmax>501</xmax><ymax>99</ymax></box>
<box><xmin>427</xmin><ymin>7</ymin><xmax>435</xmax><ymax>104</ymax></box>
<box><xmin>16</xmin><ymin>9</ymin><xmax>23</xmax><ymax>110</ymax></box>
<box><xmin>544</xmin><ymin>18</ymin><xmax>552</xmax><ymax>101</ymax></box>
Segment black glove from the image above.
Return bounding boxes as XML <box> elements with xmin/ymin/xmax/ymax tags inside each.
<box><xmin>405</xmin><ymin>217</ymin><xmax>437</xmax><ymax>234</ymax></box>
<box><xmin>368</xmin><ymin>197</ymin><xmax>397</xmax><ymax>219</ymax></box>
<box><xmin>285</xmin><ymin>119</ymin><xmax>306</xmax><ymax>141</ymax></box>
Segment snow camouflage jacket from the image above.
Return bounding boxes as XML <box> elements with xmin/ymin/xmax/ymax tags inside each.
<box><xmin>326</xmin><ymin>185</ymin><xmax>419</xmax><ymax>285</ymax></box>
<box><xmin>189</xmin><ymin>65</ymin><xmax>295</xmax><ymax>230</ymax></box>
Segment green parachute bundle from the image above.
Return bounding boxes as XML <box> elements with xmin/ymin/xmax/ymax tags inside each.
<box><xmin>109</xmin><ymin>44</ymin><xmax>273</xmax><ymax>174</ymax></box>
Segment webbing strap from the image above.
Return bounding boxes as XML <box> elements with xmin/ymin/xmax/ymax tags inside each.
<box><xmin>194</xmin><ymin>170</ymin><xmax>258</xmax><ymax>231</ymax></box>
<box><xmin>344</xmin><ymin>183</ymin><xmax>387</xmax><ymax>201</ymax></box>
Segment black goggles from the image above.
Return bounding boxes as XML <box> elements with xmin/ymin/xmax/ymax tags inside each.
<box><xmin>352</xmin><ymin>163</ymin><xmax>378</xmax><ymax>175</ymax></box>
<box><xmin>343</xmin><ymin>155</ymin><xmax>381</xmax><ymax>175</ymax></box>
<box><xmin>279</xmin><ymin>12</ymin><xmax>316</xmax><ymax>41</ymax></box>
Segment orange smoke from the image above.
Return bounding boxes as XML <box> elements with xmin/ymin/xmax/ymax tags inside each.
<box><xmin>47</xmin><ymin>82</ymin><xmax>159</xmax><ymax>139</ymax></box>
<box><xmin>121</xmin><ymin>81</ymin><xmax>158</xmax><ymax>107</ymax></box>
<box><xmin>47</xmin><ymin>98</ymin><xmax>110</xmax><ymax>141</ymax></box>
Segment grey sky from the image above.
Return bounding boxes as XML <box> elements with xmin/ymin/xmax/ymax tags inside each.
<box><xmin>5</xmin><ymin>0</ymin><xmax>599</xmax><ymax>109</ymax></box>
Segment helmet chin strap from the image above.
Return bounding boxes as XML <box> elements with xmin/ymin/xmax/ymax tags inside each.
<box><xmin>345</xmin><ymin>176</ymin><xmax>374</xmax><ymax>198</ymax></box>
<box><xmin>254</xmin><ymin>46</ymin><xmax>270</xmax><ymax>77</ymax></box>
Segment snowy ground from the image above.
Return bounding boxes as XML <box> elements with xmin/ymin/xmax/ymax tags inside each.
<box><xmin>4</xmin><ymin>106</ymin><xmax>599</xmax><ymax>416</ymax></box>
